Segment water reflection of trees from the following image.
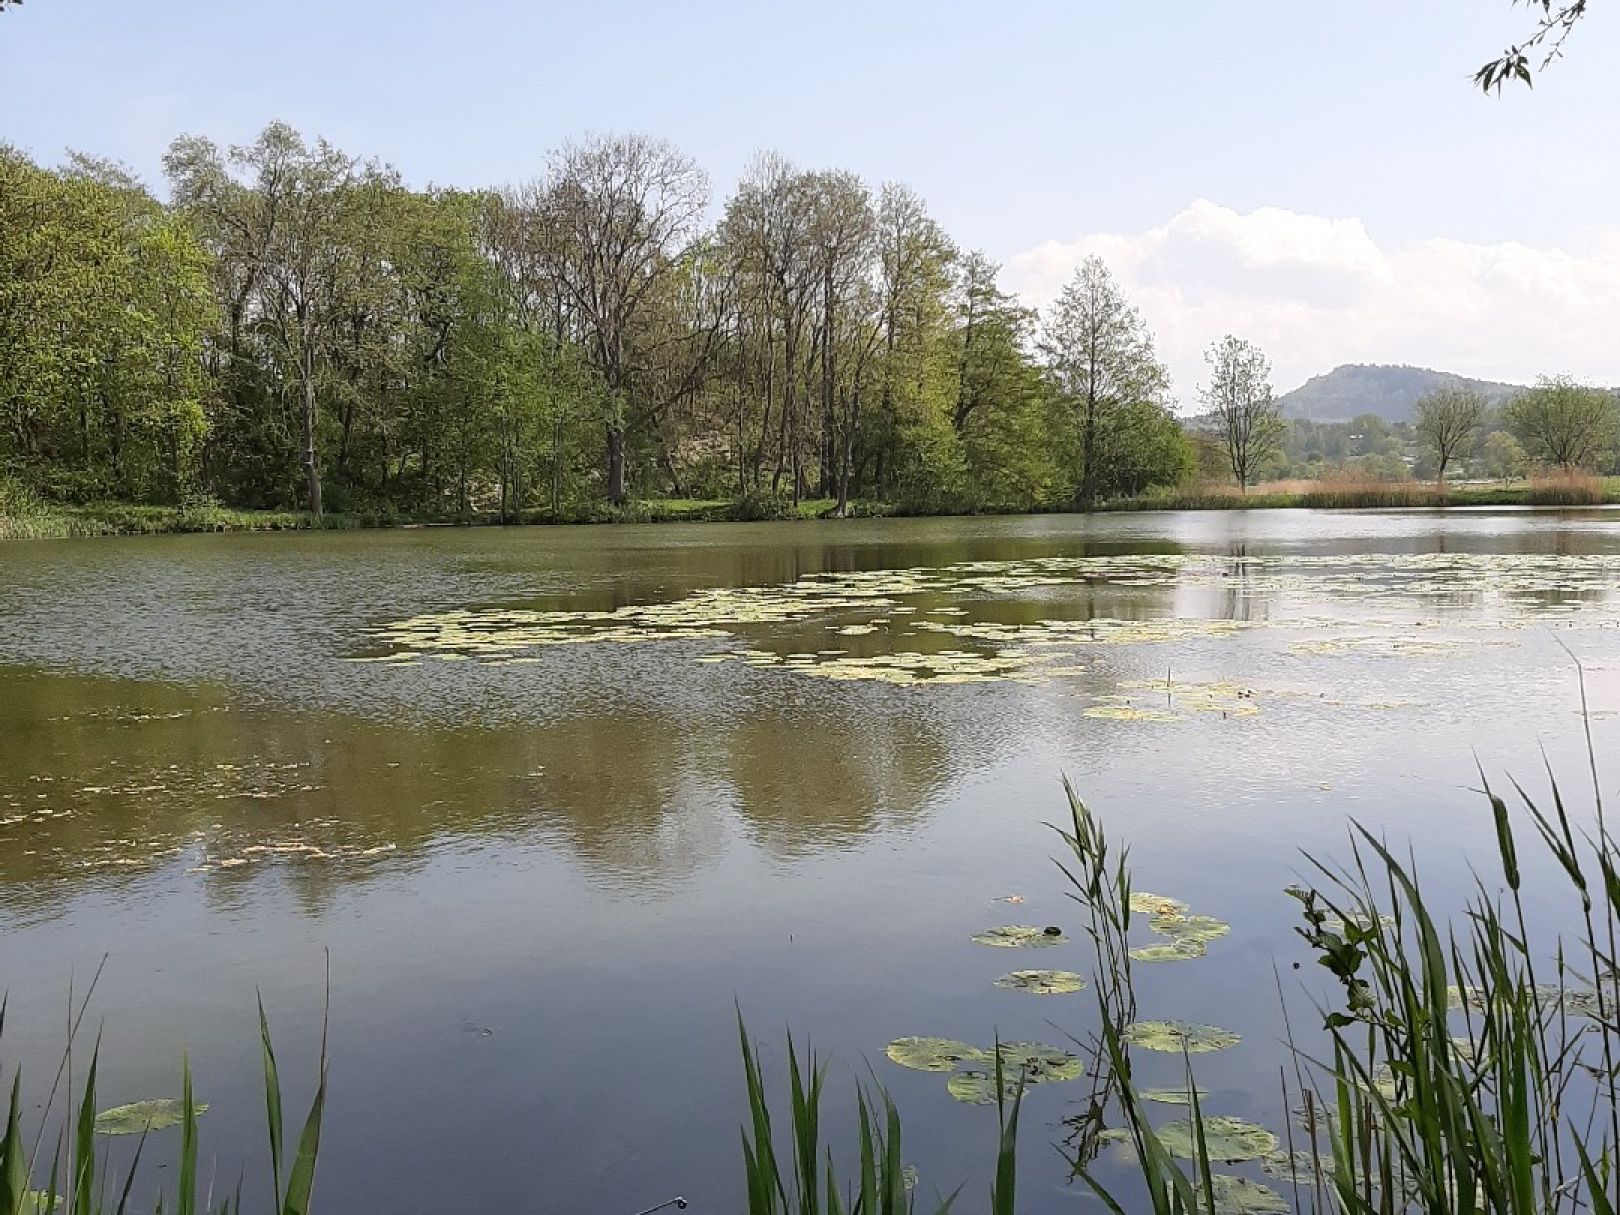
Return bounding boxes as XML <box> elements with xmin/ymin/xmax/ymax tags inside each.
<box><xmin>0</xmin><ymin>667</ymin><xmax>995</xmax><ymax>909</ymax></box>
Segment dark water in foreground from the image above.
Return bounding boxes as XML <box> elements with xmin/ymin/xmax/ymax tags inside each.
<box><xmin>2</xmin><ymin>508</ymin><xmax>1618</xmax><ymax>1212</ymax></box>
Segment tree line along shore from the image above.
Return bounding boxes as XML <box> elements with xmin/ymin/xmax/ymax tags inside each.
<box><xmin>5</xmin><ymin>124</ymin><xmax>1618</xmax><ymax>539</ymax></box>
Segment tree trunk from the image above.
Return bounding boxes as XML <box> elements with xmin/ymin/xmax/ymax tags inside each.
<box><xmin>606</xmin><ymin>425</ymin><xmax>626</xmax><ymax>505</ymax></box>
<box><xmin>1078</xmin><ymin>388</ymin><xmax>1098</xmax><ymax>510</ymax></box>
<box><xmin>301</xmin><ymin>343</ymin><xmax>322</xmax><ymax>517</ymax></box>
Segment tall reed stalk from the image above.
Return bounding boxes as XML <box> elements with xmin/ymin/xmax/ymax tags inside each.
<box><xmin>0</xmin><ymin>984</ymin><xmax>327</xmax><ymax>1215</ymax></box>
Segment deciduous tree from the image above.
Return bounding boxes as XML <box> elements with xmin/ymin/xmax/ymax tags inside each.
<box><xmin>1413</xmin><ymin>386</ymin><xmax>1486</xmax><ymax>485</ymax></box>
<box><xmin>1506</xmin><ymin>375</ymin><xmax>1617</xmax><ymax>470</ymax></box>
<box><xmin>1200</xmin><ymin>335</ymin><xmax>1282</xmax><ymax>491</ymax></box>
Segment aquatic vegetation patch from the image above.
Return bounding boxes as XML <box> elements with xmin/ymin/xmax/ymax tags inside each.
<box><xmin>348</xmin><ymin>548</ymin><xmax>1620</xmax><ymax>676</ymax></box>
<box><xmin>187</xmin><ymin>838</ymin><xmax>396</xmax><ymax>874</ymax></box>
<box><xmin>1124</xmin><ymin>895</ymin><xmax>1230</xmax><ymax>963</ymax></box>
<box><xmin>1197</xmin><ymin>1175</ymin><xmax>1290</xmax><ymax>1215</ymax></box>
<box><xmin>1138</xmin><ymin>1086</ymin><xmax>1212</xmax><ymax>1106</ymax></box>
<box><xmin>992</xmin><ymin>969</ymin><xmax>1087</xmax><ymax>994</ymax></box>
<box><xmin>994</xmin><ymin>1041</ymin><xmax>1085</xmax><ymax>1082</ymax></box>
<box><xmin>1150</xmin><ymin>913</ymin><xmax>1231</xmax><ymax>945</ymax></box>
<box><xmin>1261</xmin><ymin>1149</ymin><xmax>1335</xmax><ymax>1185</ymax></box>
<box><xmin>1153</xmin><ymin>1116</ymin><xmax>1278</xmax><ymax>1162</ymax></box>
<box><xmin>884</xmin><ymin>1036</ymin><xmax>985</xmax><ymax>1072</ymax></box>
<box><xmin>1084</xmin><ymin>704</ymin><xmax>1184</xmax><ymax>723</ymax></box>
<box><xmin>1121</xmin><ymin>1020</ymin><xmax>1241</xmax><ymax>1053</ymax></box>
<box><xmin>971</xmin><ymin>924</ymin><xmax>1067</xmax><ymax>948</ymax></box>
<box><xmin>1289</xmin><ymin>635</ymin><xmax>1466</xmax><ymax>658</ymax></box>
<box><xmin>1129</xmin><ymin>892</ymin><xmax>1189</xmax><ymax>916</ymax></box>
<box><xmin>947</xmin><ymin>1070</ymin><xmax>1021</xmax><ymax>1105</ymax></box>
<box><xmin>722</xmin><ymin>647</ymin><xmax>1051</xmax><ymax>686</ymax></box>
<box><xmin>1128</xmin><ymin>940</ymin><xmax>1207</xmax><ymax>962</ymax></box>
<box><xmin>95</xmin><ymin>1098</ymin><xmax>208</xmax><ymax>1135</ymax></box>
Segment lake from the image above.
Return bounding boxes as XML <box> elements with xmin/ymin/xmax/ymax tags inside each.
<box><xmin>2</xmin><ymin>508</ymin><xmax>1618</xmax><ymax>1213</ymax></box>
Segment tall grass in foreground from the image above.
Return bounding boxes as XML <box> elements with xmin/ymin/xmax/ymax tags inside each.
<box><xmin>743</xmin><ymin>740</ymin><xmax>1618</xmax><ymax>1213</ymax></box>
<box><xmin>1076</xmin><ymin>725</ymin><xmax>1619</xmax><ymax>1213</ymax></box>
<box><xmin>0</xmin><ymin>984</ymin><xmax>326</xmax><ymax>1215</ymax></box>
<box><xmin>737</xmin><ymin>1013</ymin><xmax>1024</xmax><ymax>1215</ymax></box>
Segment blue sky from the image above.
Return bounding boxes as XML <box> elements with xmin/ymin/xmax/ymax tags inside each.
<box><xmin>4</xmin><ymin>1</ymin><xmax>1618</xmax><ymax>394</ymax></box>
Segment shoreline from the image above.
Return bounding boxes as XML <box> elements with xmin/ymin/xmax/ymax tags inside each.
<box><xmin>2</xmin><ymin>482</ymin><xmax>1615</xmax><ymax>541</ymax></box>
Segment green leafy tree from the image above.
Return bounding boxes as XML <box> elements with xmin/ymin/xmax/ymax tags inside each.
<box><xmin>1039</xmin><ymin>256</ymin><xmax>1170</xmax><ymax>509</ymax></box>
<box><xmin>1200</xmin><ymin>335</ymin><xmax>1283</xmax><ymax>491</ymax></box>
<box><xmin>1413</xmin><ymin>386</ymin><xmax>1486</xmax><ymax>485</ymax></box>
<box><xmin>1506</xmin><ymin>375</ymin><xmax>1617</xmax><ymax>471</ymax></box>
<box><xmin>0</xmin><ymin>147</ymin><xmax>215</xmax><ymax>502</ymax></box>
<box><xmin>1482</xmin><ymin>429</ymin><xmax>1530</xmax><ymax>483</ymax></box>
<box><xmin>951</xmin><ymin>252</ymin><xmax>1055</xmax><ymax>510</ymax></box>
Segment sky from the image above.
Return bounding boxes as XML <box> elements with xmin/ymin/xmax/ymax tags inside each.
<box><xmin>3</xmin><ymin>0</ymin><xmax>1618</xmax><ymax>401</ymax></box>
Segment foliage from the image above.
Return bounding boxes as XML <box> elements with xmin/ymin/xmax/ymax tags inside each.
<box><xmin>1482</xmin><ymin>429</ymin><xmax>1529</xmax><ymax>483</ymax></box>
<box><xmin>0</xmin><ymin>987</ymin><xmax>325</xmax><ymax>1215</ymax></box>
<box><xmin>1412</xmin><ymin>386</ymin><xmax>1486</xmax><ymax>484</ymax></box>
<box><xmin>1506</xmin><ymin>375</ymin><xmax>1618</xmax><ymax>471</ymax></box>
<box><xmin>3</xmin><ymin>128</ymin><xmax>1214</xmax><ymax>525</ymax></box>
<box><xmin>1200</xmin><ymin>336</ymin><xmax>1283</xmax><ymax>491</ymax></box>
<box><xmin>1039</xmin><ymin>257</ymin><xmax>1180</xmax><ymax>508</ymax></box>
<box><xmin>1477</xmin><ymin>1</ymin><xmax>1590</xmax><ymax>91</ymax></box>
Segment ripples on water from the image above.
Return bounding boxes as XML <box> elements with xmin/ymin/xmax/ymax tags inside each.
<box><xmin>1</xmin><ymin>509</ymin><xmax>1618</xmax><ymax>1211</ymax></box>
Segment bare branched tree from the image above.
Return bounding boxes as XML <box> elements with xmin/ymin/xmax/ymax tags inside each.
<box><xmin>540</xmin><ymin>134</ymin><xmax>709</xmax><ymax>504</ymax></box>
<box><xmin>1413</xmin><ymin>387</ymin><xmax>1486</xmax><ymax>484</ymax></box>
<box><xmin>1200</xmin><ymin>335</ymin><xmax>1282</xmax><ymax>492</ymax></box>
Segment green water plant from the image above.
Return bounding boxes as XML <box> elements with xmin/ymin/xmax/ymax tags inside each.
<box><xmin>0</xmin><ymin>978</ymin><xmax>327</xmax><ymax>1215</ymax></box>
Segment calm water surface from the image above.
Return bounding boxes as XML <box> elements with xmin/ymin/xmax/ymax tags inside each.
<box><xmin>3</xmin><ymin>509</ymin><xmax>1619</xmax><ymax>1212</ymax></box>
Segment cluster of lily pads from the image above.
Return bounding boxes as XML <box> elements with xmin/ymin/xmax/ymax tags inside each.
<box><xmin>885</xmin><ymin>877</ymin><xmax>1315</xmax><ymax>1212</ymax></box>
<box><xmin>1124</xmin><ymin>891</ymin><xmax>1233</xmax><ymax>962</ymax></box>
<box><xmin>342</xmin><ymin>544</ymin><xmax>1620</xmax><ymax>705</ymax></box>
<box><xmin>883</xmin><ymin>1036</ymin><xmax>1088</xmax><ymax>1105</ymax></box>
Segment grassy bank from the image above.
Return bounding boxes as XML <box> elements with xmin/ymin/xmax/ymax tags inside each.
<box><xmin>0</xmin><ymin>495</ymin><xmax>898</xmax><ymax>540</ymax></box>
<box><xmin>4</xmin><ymin>475</ymin><xmax>1617</xmax><ymax>541</ymax></box>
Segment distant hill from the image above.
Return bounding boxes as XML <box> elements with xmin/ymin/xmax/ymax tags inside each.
<box><xmin>1277</xmin><ymin>364</ymin><xmax>1524</xmax><ymax>423</ymax></box>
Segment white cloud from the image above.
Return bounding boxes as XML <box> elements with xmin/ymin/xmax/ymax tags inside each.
<box><xmin>1002</xmin><ymin>200</ymin><xmax>1620</xmax><ymax>406</ymax></box>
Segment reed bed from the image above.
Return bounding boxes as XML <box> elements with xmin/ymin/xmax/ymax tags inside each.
<box><xmin>1</xmin><ymin>980</ymin><xmax>326</xmax><ymax>1215</ymax></box>
<box><xmin>741</xmin><ymin>737</ymin><xmax>1618</xmax><ymax>1214</ymax></box>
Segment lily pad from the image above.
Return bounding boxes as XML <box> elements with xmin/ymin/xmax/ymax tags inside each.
<box><xmin>1198</xmin><ymin>1175</ymin><xmax>1290</xmax><ymax>1215</ymax></box>
<box><xmin>1150</xmin><ymin>913</ymin><xmax>1231</xmax><ymax>945</ymax></box>
<box><xmin>885</xmin><ymin>1037</ymin><xmax>985</xmax><ymax>1073</ymax></box>
<box><xmin>992</xmin><ymin>969</ymin><xmax>1087</xmax><ymax>995</ymax></box>
<box><xmin>971</xmin><ymin>925</ymin><xmax>1067</xmax><ymax>948</ymax></box>
<box><xmin>1155</xmin><ymin>1116</ymin><xmax>1279</xmax><ymax>1162</ymax></box>
<box><xmin>19</xmin><ymin>1195</ymin><xmax>63</xmax><ymax>1215</ymax></box>
<box><xmin>994</xmin><ymin>1041</ymin><xmax>1085</xmax><ymax>1082</ymax></box>
<box><xmin>1561</xmin><ymin>983</ymin><xmax>1619</xmax><ymax>1019</ymax></box>
<box><xmin>1121</xmin><ymin>1020</ymin><xmax>1241</xmax><ymax>1054</ymax></box>
<box><xmin>1139</xmin><ymin>1086</ymin><xmax>1212</xmax><ymax>1105</ymax></box>
<box><xmin>947</xmin><ymin>1070</ymin><xmax>1022</xmax><ymax>1105</ymax></box>
<box><xmin>1084</xmin><ymin>705</ymin><xmax>1183</xmax><ymax>723</ymax></box>
<box><xmin>1262</xmin><ymin>1149</ymin><xmax>1335</xmax><ymax>1185</ymax></box>
<box><xmin>1129</xmin><ymin>892</ymin><xmax>1189</xmax><ymax>917</ymax></box>
<box><xmin>94</xmin><ymin>1098</ymin><xmax>208</xmax><ymax>1135</ymax></box>
<box><xmin>1129</xmin><ymin>940</ymin><xmax>1207</xmax><ymax>962</ymax></box>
